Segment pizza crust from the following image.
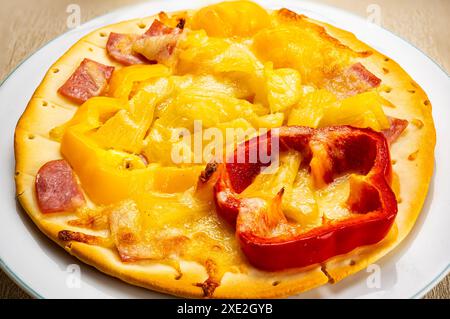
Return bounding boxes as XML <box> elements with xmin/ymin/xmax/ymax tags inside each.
<box><xmin>14</xmin><ymin>8</ymin><xmax>435</xmax><ymax>298</ymax></box>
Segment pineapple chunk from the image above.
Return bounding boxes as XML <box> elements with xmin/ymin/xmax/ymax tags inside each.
<box><xmin>258</xmin><ymin>66</ymin><xmax>302</xmax><ymax>113</ymax></box>
<box><xmin>158</xmin><ymin>90</ymin><xmax>258</xmax><ymax>130</ymax></box>
<box><xmin>256</xmin><ymin>112</ymin><xmax>285</xmax><ymax>129</ymax></box>
<box><xmin>215</xmin><ymin>118</ymin><xmax>256</xmax><ymax>157</ymax></box>
<box><xmin>288</xmin><ymin>90</ymin><xmax>389</xmax><ymax>131</ymax></box>
<box><xmin>177</xmin><ymin>30</ymin><xmax>264</xmax><ymax>98</ymax></box>
<box><xmin>142</xmin><ymin>120</ymin><xmax>193</xmax><ymax>165</ymax></box>
<box><xmin>91</xmin><ymin>109</ymin><xmax>142</xmax><ymax>153</ymax></box>
<box><xmin>283</xmin><ymin>169</ymin><xmax>321</xmax><ymax>229</ymax></box>
<box><xmin>91</xmin><ymin>91</ymin><xmax>156</xmax><ymax>153</ymax></box>
<box><xmin>188</xmin><ymin>74</ymin><xmax>252</xmax><ymax>100</ymax></box>
<box><xmin>178</xmin><ymin>30</ymin><xmax>261</xmax><ymax>74</ymax></box>
<box><xmin>240</xmin><ymin>151</ymin><xmax>325</xmax><ymax>231</ymax></box>
<box><xmin>316</xmin><ymin>175</ymin><xmax>352</xmax><ymax>221</ymax></box>
<box><xmin>319</xmin><ymin>91</ymin><xmax>390</xmax><ymax>131</ymax></box>
<box><xmin>128</xmin><ymin>90</ymin><xmax>157</xmax><ymax>123</ymax></box>
<box><xmin>241</xmin><ymin>151</ymin><xmax>301</xmax><ymax>199</ymax></box>
<box><xmin>288</xmin><ymin>89</ymin><xmax>336</xmax><ymax>127</ymax></box>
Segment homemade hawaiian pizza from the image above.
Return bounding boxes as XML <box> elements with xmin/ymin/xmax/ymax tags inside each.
<box><xmin>14</xmin><ymin>1</ymin><xmax>435</xmax><ymax>298</ymax></box>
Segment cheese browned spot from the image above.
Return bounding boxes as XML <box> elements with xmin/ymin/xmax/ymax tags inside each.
<box><xmin>58</xmin><ymin>230</ymin><xmax>101</xmax><ymax>245</ymax></box>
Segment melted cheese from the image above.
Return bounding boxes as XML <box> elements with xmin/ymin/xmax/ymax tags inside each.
<box><xmin>61</xmin><ymin>4</ymin><xmax>390</xmax><ymax>280</ymax></box>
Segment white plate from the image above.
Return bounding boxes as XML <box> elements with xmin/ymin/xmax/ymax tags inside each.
<box><xmin>0</xmin><ymin>0</ymin><xmax>449</xmax><ymax>299</ymax></box>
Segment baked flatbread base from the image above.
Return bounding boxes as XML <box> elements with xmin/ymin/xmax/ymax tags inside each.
<box><xmin>14</xmin><ymin>10</ymin><xmax>435</xmax><ymax>298</ymax></box>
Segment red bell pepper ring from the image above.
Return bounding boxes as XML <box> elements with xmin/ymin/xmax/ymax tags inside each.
<box><xmin>206</xmin><ymin>126</ymin><xmax>397</xmax><ymax>271</ymax></box>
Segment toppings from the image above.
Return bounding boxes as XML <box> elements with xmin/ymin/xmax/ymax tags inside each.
<box><xmin>106</xmin><ymin>33</ymin><xmax>149</xmax><ymax>65</ymax></box>
<box><xmin>382</xmin><ymin>117</ymin><xmax>409</xmax><ymax>144</ymax></box>
<box><xmin>210</xmin><ymin>126</ymin><xmax>397</xmax><ymax>271</ymax></box>
<box><xmin>350</xmin><ymin>62</ymin><xmax>382</xmax><ymax>87</ymax></box>
<box><xmin>58</xmin><ymin>230</ymin><xmax>105</xmax><ymax>245</ymax></box>
<box><xmin>191</xmin><ymin>1</ymin><xmax>270</xmax><ymax>37</ymax></box>
<box><xmin>109</xmin><ymin>200</ymin><xmax>189</xmax><ymax>262</ymax></box>
<box><xmin>35</xmin><ymin>159</ymin><xmax>85</xmax><ymax>214</ymax></box>
<box><xmin>58</xmin><ymin>58</ymin><xmax>114</xmax><ymax>104</ymax></box>
<box><xmin>133</xmin><ymin>20</ymin><xmax>183</xmax><ymax>66</ymax></box>
<box><xmin>288</xmin><ymin>91</ymin><xmax>390</xmax><ymax>132</ymax></box>
<box><xmin>49</xmin><ymin>4</ymin><xmax>404</xmax><ymax>277</ymax></box>
<box><xmin>106</xmin><ymin>19</ymin><xmax>184</xmax><ymax>66</ymax></box>
<box><xmin>145</xmin><ymin>19</ymin><xmax>182</xmax><ymax>36</ymax></box>
<box><xmin>251</xmin><ymin>17</ymin><xmax>365</xmax><ymax>87</ymax></box>
<box><xmin>325</xmin><ymin>62</ymin><xmax>382</xmax><ymax>98</ymax></box>
<box><xmin>108</xmin><ymin>200</ymin><xmax>159</xmax><ymax>261</ymax></box>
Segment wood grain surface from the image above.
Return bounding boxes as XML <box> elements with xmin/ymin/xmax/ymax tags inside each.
<box><xmin>0</xmin><ymin>0</ymin><xmax>448</xmax><ymax>299</ymax></box>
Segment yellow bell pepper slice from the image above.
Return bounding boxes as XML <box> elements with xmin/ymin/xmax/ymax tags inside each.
<box><xmin>191</xmin><ymin>1</ymin><xmax>270</xmax><ymax>37</ymax></box>
<box><xmin>49</xmin><ymin>97</ymin><xmax>124</xmax><ymax>141</ymax></box>
<box><xmin>108</xmin><ymin>64</ymin><xmax>170</xmax><ymax>100</ymax></box>
<box><xmin>66</xmin><ymin>97</ymin><xmax>124</xmax><ymax>127</ymax></box>
<box><xmin>62</xmin><ymin>125</ymin><xmax>154</xmax><ymax>204</ymax></box>
<box><xmin>61</xmin><ymin>96</ymin><xmax>201</xmax><ymax>205</ymax></box>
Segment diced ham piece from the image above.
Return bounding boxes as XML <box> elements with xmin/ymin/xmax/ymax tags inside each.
<box><xmin>382</xmin><ymin>117</ymin><xmax>408</xmax><ymax>144</ymax></box>
<box><xmin>326</xmin><ymin>62</ymin><xmax>382</xmax><ymax>98</ymax></box>
<box><xmin>133</xmin><ymin>19</ymin><xmax>183</xmax><ymax>65</ymax></box>
<box><xmin>58</xmin><ymin>58</ymin><xmax>114</xmax><ymax>104</ymax></box>
<box><xmin>105</xmin><ymin>19</ymin><xmax>184</xmax><ymax>66</ymax></box>
<box><xmin>145</xmin><ymin>19</ymin><xmax>182</xmax><ymax>36</ymax></box>
<box><xmin>349</xmin><ymin>63</ymin><xmax>382</xmax><ymax>87</ymax></box>
<box><xmin>109</xmin><ymin>201</ymin><xmax>156</xmax><ymax>261</ymax></box>
<box><xmin>109</xmin><ymin>200</ymin><xmax>188</xmax><ymax>262</ymax></box>
<box><xmin>35</xmin><ymin>159</ymin><xmax>85</xmax><ymax>214</ymax></box>
<box><xmin>106</xmin><ymin>33</ymin><xmax>149</xmax><ymax>65</ymax></box>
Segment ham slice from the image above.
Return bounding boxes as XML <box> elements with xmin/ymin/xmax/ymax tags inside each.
<box><xmin>106</xmin><ymin>33</ymin><xmax>149</xmax><ymax>65</ymax></box>
<box><xmin>35</xmin><ymin>159</ymin><xmax>85</xmax><ymax>214</ymax></box>
<box><xmin>134</xmin><ymin>19</ymin><xmax>183</xmax><ymax>65</ymax></box>
<box><xmin>109</xmin><ymin>200</ymin><xmax>188</xmax><ymax>262</ymax></box>
<box><xmin>109</xmin><ymin>201</ymin><xmax>157</xmax><ymax>261</ymax></box>
<box><xmin>58</xmin><ymin>58</ymin><xmax>114</xmax><ymax>104</ymax></box>
<box><xmin>326</xmin><ymin>62</ymin><xmax>382</xmax><ymax>98</ymax></box>
<box><xmin>106</xmin><ymin>19</ymin><xmax>184</xmax><ymax>66</ymax></box>
<box><xmin>145</xmin><ymin>19</ymin><xmax>182</xmax><ymax>36</ymax></box>
<box><xmin>382</xmin><ymin>117</ymin><xmax>408</xmax><ymax>144</ymax></box>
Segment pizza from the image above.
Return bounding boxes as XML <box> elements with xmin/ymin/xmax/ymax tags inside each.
<box><xmin>14</xmin><ymin>1</ymin><xmax>435</xmax><ymax>298</ymax></box>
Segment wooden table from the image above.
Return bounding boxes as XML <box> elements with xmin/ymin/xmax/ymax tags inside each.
<box><xmin>1</xmin><ymin>0</ymin><xmax>448</xmax><ymax>299</ymax></box>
